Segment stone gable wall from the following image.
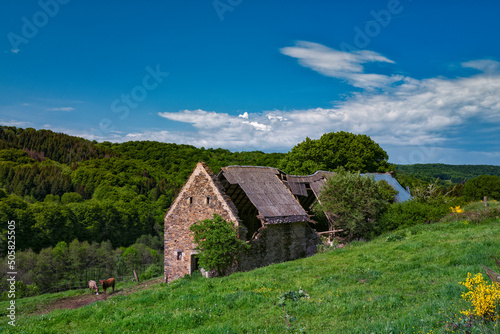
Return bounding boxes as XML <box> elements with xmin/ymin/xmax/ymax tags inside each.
<box><xmin>164</xmin><ymin>166</ymin><xmax>235</xmax><ymax>282</ymax></box>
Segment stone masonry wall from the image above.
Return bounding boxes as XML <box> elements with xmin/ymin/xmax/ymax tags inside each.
<box><xmin>164</xmin><ymin>164</ymin><xmax>236</xmax><ymax>282</ymax></box>
<box><xmin>239</xmin><ymin>221</ymin><xmax>319</xmax><ymax>272</ymax></box>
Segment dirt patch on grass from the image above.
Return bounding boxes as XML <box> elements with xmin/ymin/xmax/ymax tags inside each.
<box><xmin>34</xmin><ymin>278</ymin><xmax>163</xmax><ymax>315</ymax></box>
<box><xmin>36</xmin><ymin>293</ymin><xmax>108</xmax><ymax>314</ymax></box>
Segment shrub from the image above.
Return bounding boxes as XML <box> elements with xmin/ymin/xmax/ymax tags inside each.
<box><xmin>377</xmin><ymin>200</ymin><xmax>449</xmax><ymax>233</ymax></box>
<box><xmin>189</xmin><ymin>214</ymin><xmax>250</xmax><ymax>276</ymax></box>
<box><xmin>139</xmin><ymin>263</ymin><xmax>162</xmax><ymax>281</ymax></box>
<box><xmin>460</xmin><ymin>273</ymin><xmax>500</xmax><ymax>321</ymax></box>
<box><xmin>1</xmin><ymin>281</ymin><xmax>40</xmax><ymax>300</ymax></box>
<box><xmin>440</xmin><ymin>207</ymin><xmax>500</xmax><ymax>225</ymax></box>
<box><xmin>314</xmin><ymin>169</ymin><xmax>393</xmax><ymax>240</ymax></box>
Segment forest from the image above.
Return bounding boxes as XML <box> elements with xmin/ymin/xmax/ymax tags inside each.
<box><xmin>1</xmin><ymin>126</ymin><xmax>500</xmax><ymax>299</ymax></box>
<box><xmin>0</xmin><ymin>125</ymin><xmax>285</xmax><ymax>253</ymax></box>
<box><xmin>395</xmin><ymin>163</ymin><xmax>500</xmax><ymax>184</ymax></box>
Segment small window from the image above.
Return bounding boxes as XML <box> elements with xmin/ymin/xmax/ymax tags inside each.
<box><xmin>177</xmin><ymin>251</ymin><xmax>182</xmax><ymax>260</ymax></box>
<box><xmin>206</xmin><ymin>196</ymin><xmax>211</xmax><ymax>205</ymax></box>
<box><xmin>188</xmin><ymin>197</ymin><xmax>193</xmax><ymax>204</ymax></box>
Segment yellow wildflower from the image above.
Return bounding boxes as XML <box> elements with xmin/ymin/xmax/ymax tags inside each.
<box><xmin>459</xmin><ymin>272</ymin><xmax>500</xmax><ymax>320</ymax></box>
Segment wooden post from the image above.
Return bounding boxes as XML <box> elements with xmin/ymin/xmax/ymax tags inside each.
<box><xmin>484</xmin><ymin>196</ymin><xmax>488</xmax><ymax>207</ymax></box>
<box><xmin>133</xmin><ymin>269</ymin><xmax>140</xmax><ymax>283</ymax></box>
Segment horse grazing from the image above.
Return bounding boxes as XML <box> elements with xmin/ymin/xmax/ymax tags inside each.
<box><xmin>88</xmin><ymin>280</ymin><xmax>99</xmax><ymax>295</ymax></box>
<box><xmin>100</xmin><ymin>278</ymin><xmax>115</xmax><ymax>294</ymax></box>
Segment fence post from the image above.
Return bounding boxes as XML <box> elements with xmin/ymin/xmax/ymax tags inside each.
<box><xmin>133</xmin><ymin>269</ymin><xmax>140</xmax><ymax>283</ymax></box>
<box><xmin>484</xmin><ymin>196</ymin><xmax>488</xmax><ymax>207</ymax></box>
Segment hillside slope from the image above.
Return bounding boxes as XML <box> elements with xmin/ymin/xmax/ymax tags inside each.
<box><xmin>3</xmin><ymin>217</ymin><xmax>500</xmax><ymax>333</ymax></box>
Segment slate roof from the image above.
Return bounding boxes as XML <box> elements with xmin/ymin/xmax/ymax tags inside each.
<box><xmin>362</xmin><ymin>173</ymin><xmax>412</xmax><ymax>202</ymax></box>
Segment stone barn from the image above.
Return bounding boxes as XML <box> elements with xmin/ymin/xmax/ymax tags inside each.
<box><xmin>163</xmin><ymin>162</ymin><xmax>411</xmax><ymax>283</ymax></box>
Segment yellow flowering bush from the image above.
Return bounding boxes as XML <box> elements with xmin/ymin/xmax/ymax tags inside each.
<box><xmin>450</xmin><ymin>205</ymin><xmax>464</xmax><ymax>213</ymax></box>
<box><xmin>460</xmin><ymin>272</ymin><xmax>500</xmax><ymax>320</ymax></box>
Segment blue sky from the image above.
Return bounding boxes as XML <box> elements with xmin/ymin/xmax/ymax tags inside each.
<box><xmin>1</xmin><ymin>1</ymin><xmax>500</xmax><ymax>165</ymax></box>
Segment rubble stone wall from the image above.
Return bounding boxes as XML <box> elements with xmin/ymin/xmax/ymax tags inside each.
<box><xmin>239</xmin><ymin>221</ymin><xmax>319</xmax><ymax>272</ymax></box>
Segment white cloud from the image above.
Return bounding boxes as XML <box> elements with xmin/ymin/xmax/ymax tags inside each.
<box><xmin>47</xmin><ymin>107</ymin><xmax>75</xmax><ymax>111</ymax></box>
<box><xmin>267</xmin><ymin>114</ymin><xmax>287</xmax><ymax>121</ymax></box>
<box><xmin>0</xmin><ymin>119</ymin><xmax>32</xmax><ymax>127</ymax></box>
<box><xmin>158</xmin><ymin>109</ymin><xmax>273</xmax><ymax>133</ymax></box>
<box><xmin>462</xmin><ymin>59</ymin><xmax>500</xmax><ymax>73</ymax></box>
<box><xmin>280</xmin><ymin>41</ymin><xmax>403</xmax><ymax>89</ymax></box>
<box><xmin>242</xmin><ymin>121</ymin><xmax>271</xmax><ymax>132</ymax></box>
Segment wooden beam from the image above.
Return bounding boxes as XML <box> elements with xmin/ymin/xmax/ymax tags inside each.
<box><xmin>317</xmin><ymin>229</ymin><xmax>344</xmax><ymax>235</ymax></box>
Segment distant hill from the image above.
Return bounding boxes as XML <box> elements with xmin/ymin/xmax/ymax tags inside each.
<box><xmin>0</xmin><ymin>126</ymin><xmax>116</xmax><ymax>164</ymax></box>
<box><xmin>395</xmin><ymin>163</ymin><xmax>500</xmax><ymax>184</ymax></box>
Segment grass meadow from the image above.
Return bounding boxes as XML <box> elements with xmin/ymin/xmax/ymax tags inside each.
<box><xmin>2</xmin><ymin>205</ymin><xmax>500</xmax><ymax>333</ymax></box>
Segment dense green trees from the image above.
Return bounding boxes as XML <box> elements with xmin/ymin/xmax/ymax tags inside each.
<box><xmin>464</xmin><ymin>175</ymin><xmax>500</xmax><ymax>201</ymax></box>
<box><xmin>0</xmin><ymin>126</ymin><xmax>285</xmax><ymax>255</ymax></box>
<box><xmin>0</xmin><ymin>126</ymin><xmax>115</xmax><ymax>164</ymax></box>
<box><xmin>0</xmin><ymin>192</ymin><xmax>166</xmax><ymax>253</ymax></box>
<box><xmin>0</xmin><ymin>236</ymin><xmax>162</xmax><ymax>297</ymax></box>
<box><xmin>279</xmin><ymin>131</ymin><xmax>392</xmax><ymax>175</ymax></box>
<box><xmin>395</xmin><ymin>164</ymin><xmax>500</xmax><ymax>184</ymax></box>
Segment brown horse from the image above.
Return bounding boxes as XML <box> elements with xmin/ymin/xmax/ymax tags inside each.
<box><xmin>100</xmin><ymin>278</ymin><xmax>115</xmax><ymax>294</ymax></box>
<box><xmin>88</xmin><ymin>280</ymin><xmax>99</xmax><ymax>294</ymax></box>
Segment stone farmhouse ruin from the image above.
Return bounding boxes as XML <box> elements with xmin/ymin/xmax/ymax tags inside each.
<box><xmin>164</xmin><ymin>162</ymin><xmax>411</xmax><ymax>283</ymax></box>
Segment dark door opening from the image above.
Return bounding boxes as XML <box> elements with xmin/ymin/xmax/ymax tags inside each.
<box><xmin>190</xmin><ymin>254</ymin><xmax>199</xmax><ymax>273</ymax></box>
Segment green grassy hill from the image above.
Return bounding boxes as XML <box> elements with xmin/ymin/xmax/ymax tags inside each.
<box><xmin>2</xmin><ymin>212</ymin><xmax>500</xmax><ymax>333</ymax></box>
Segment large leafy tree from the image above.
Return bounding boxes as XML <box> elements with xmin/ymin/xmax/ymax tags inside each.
<box><xmin>279</xmin><ymin>131</ymin><xmax>392</xmax><ymax>175</ymax></box>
